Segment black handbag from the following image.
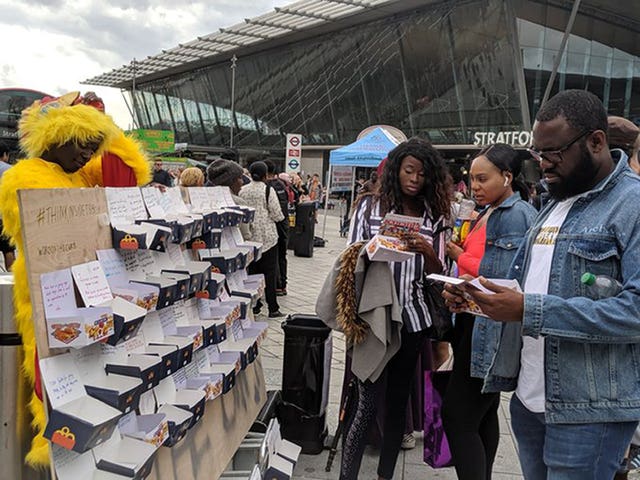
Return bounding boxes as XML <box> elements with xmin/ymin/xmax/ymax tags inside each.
<box><xmin>424</xmin><ymin>278</ymin><xmax>454</xmax><ymax>341</ymax></box>
<box><xmin>425</xmin><ymin>224</ymin><xmax>454</xmax><ymax>341</ymax></box>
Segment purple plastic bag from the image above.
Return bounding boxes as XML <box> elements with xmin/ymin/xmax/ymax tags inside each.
<box><xmin>423</xmin><ymin>370</ymin><xmax>453</xmax><ymax>468</ymax></box>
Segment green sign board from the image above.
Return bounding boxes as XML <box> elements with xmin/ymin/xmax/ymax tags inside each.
<box><xmin>127</xmin><ymin>129</ymin><xmax>175</xmax><ymax>153</ymax></box>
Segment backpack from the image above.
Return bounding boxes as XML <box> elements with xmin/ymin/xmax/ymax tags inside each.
<box><xmin>267</xmin><ymin>178</ymin><xmax>289</xmax><ymax>218</ymax></box>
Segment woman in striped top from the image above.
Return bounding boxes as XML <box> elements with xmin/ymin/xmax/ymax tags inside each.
<box><xmin>341</xmin><ymin>138</ymin><xmax>452</xmax><ymax>480</ymax></box>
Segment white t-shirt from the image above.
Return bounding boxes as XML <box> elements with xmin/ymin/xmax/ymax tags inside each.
<box><xmin>516</xmin><ymin>197</ymin><xmax>578</xmax><ymax>413</ymax></box>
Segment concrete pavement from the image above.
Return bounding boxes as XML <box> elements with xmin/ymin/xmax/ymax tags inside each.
<box><xmin>256</xmin><ymin>212</ymin><xmax>524</xmax><ymax>479</ymax></box>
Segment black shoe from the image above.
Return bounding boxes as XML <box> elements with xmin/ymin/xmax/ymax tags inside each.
<box><xmin>268</xmin><ymin>310</ymin><xmax>284</xmax><ymax>318</ymax></box>
<box><xmin>252</xmin><ymin>306</ymin><xmax>262</xmax><ymax>315</ymax></box>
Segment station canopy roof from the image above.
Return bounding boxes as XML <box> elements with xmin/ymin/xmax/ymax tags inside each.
<box><xmin>84</xmin><ymin>0</ymin><xmax>411</xmax><ymax>88</ymax></box>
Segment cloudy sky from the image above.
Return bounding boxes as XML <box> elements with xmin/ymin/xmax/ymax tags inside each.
<box><xmin>0</xmin><ymin>0</ymin><xmax>290</xmax><ymax>128</ymax></box>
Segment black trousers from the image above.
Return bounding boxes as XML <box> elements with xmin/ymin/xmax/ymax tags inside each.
<box><xmin>340</xmin><ymin>328</ymin><xmax>427</xmax><ymax>480</ymax></box>
<box><xmin>442</xmin><ymin>313</ymin><xmax>500</xmax><ymax>480</ymax></box>
<box><xmin>248</xmin><ymin>244</ymin><xmax>279</xmax><ymax>314</ymax></box>
<box><xmin>275</xmin><ymin>221</ymin><xmax>289</xmax><ymax>290</ymax></box>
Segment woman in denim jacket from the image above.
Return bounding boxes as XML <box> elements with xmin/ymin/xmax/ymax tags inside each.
<box><xmin>443</xmin><ymin>144</ymin><xmax>537</xmax><ymax>480</ymax></box>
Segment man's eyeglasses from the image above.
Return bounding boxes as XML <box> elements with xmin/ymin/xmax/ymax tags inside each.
<box><xmin>527</xmin><ymin>130</ymin><xmax>592</xmax><ymax>164</ymax></box>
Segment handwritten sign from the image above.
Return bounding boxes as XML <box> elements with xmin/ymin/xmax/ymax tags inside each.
<box><xmin>71</xmin><ymin>261</ymin><xmax>113</xmax><ymax>306</ymax></box>
<box><xmin>158</xmin><ymin>307</ymin><xmax>177</xmax><ymax>335</ymax></box>
<box><xmin>194</xmin><ymin>349</ymin><xmax>209</xmax><ymax>370</ymax></box>
<box><xmin>183</xmin><ymin>360</ymin><xmax>200</xmax><ymax>379</ymax></box>
<box><xmin>39</xmin><ymin>353</ymin><xmax>85</xmax><ymax>408</ymax></box>
<box><xmin>105</xmin><ymin>187</ymin><xmax>147</xmax><ymax>225</ymax></box>
<box><xmin>141</xmin><ymin>188</ymin><xmax>166</xmax><ymax>218</ymax></box>
<box><xmin>208</xmin><ymin>187</ymin><xmax>228</xmax><ymax>207</ymax></box>
<box><xmin>165</xmin><ymin>187</ymin><xmax>189</xmax><ymax>215</ymax></box>
<box><xmin>41</xmin><ymin>268</ymin><xmax>77</xmax><ymax>317</ymax></box>
<box><xmin>165</xmin><ymin>243</ymin><xmax>185</xmax><ymax>267</ymax></box>
<box><xmin>96</xmin><ymin>249</ymin><xmax>129</xmax><ymax>286</ymax></box>
<box><xmin>172</xmin><ymin>368</ymin><xmax>187</xmax><ymax>389</ymax></box>
<box><xmin>187</xmin><ymin>187</ymin><xmax>211</xmax><ymax>211</ymax></box>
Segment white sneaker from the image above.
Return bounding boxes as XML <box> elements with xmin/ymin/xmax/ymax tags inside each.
<box><xmin>401</xmin><ymin>432</ymin><xmax>416</xmax><ymax>450</ymax></box>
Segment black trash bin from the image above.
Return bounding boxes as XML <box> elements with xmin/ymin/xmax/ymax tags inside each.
<box><xmin>291</xmin><ymin>202</ymin><xmax>316</xmax><ymax>258</ymax></box>
<box><xmin>278</xmin><ymin>314</ymin><xmax>332</xmax><ymax>454</ymax></box>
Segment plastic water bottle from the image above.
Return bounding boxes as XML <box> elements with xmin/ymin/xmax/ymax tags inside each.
<box><xmin>580</xmin><ymin>272</ymin><xmax>623</xmax><ymax>300</ymax></box>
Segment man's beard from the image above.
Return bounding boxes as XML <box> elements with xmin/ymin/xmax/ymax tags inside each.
<box><xmin>546</xmin><ymin>144</ymin><xmax>598</xmax><ymax>201</ymax></box>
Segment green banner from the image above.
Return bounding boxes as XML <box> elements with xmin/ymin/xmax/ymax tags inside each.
<box><xmin>127</xmin><ymin>129</ymin><xmax>175</xmax><ymax>153</ymax></box>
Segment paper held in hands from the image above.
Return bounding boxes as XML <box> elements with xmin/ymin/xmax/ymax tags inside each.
<box><xmin>426</xmin><ymin>274</ymin><xmax>522</xmax><ymax>317</ymax></box>
<box><xmin>366</xmin><ymin>213</ymin><xmax>423</xmax><ymax>262</ymax></box>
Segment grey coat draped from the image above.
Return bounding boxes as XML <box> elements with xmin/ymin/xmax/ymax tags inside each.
<box><xmin>315</xmin><ymin>246</ymin><xmax>403</xmax><ymax>382</ymax></box>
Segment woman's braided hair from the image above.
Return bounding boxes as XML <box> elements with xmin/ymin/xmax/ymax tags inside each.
<box><xmin>377</xmin><ymin>137</ymin><xmax>452</xmax><ymax>220</ymax></box>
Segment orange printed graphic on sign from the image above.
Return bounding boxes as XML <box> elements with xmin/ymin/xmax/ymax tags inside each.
<box><xmin>51</xmin><ymin>426</ymin><xmax>76</xmax><ymax>450</ymax></box>
<box><xmin>119</xmin><ymin>234</ymin><xmax>139</xmax><ymax>250</ymax></box>
<box><xmin>191</xmin><ymin>239</ymin><xmax>206</xmax><ymax>250</ymax></box>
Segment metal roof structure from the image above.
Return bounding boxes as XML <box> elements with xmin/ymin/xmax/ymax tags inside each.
<box><xmin>84</xmin><ymin>0</ymin><xmax>409</xmax><ymax>88</ymax></box>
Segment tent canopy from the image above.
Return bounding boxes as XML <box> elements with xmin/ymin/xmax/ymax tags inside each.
<box><xmin>329</xmin><ymin>127</ymin><xmax>399</xmax><ymax>167</ymax></box>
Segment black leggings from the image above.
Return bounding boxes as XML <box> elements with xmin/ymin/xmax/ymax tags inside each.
<box><xmin>340</xmin><ymin>329</ymin><xmax>427</xmax><ymax>480</ymax></box>
<box><xmin>442</xmin><ymin>313</ymin><xmax>500</xmax><ymax>480</ymax></box>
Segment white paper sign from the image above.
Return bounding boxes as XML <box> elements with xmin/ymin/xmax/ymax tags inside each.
<box><xmin>141</xmin><ymin>311</ymin><xmax>164</xmax><ymax>342</ymax></box>
<box><xmin>222</xmin><ymin>189</ymin><xmax>235</xmax><ymax>206</ymax></box>
<box><xmin>158</xmin><ymin>308</ymin><xmax>177</xmax><ymax>335</ymax></box>
<box><xmin>165</xmin><ymin>187</ymin><xmax>189</xmax><ymax>214</ymax></box>
<box><xmin>172</xmin><ymin>368</ymin><xmax>188</xmax><ymax>389</ymax></box>
<box><xmin>141</xmin><ymin>188</ymin><xmax>166</xmax><ymax>218</ymax></box>
<box><xmin>210</xmin><ymin>187</ymin><xmax>228</xmax><ymax>207</ymax></box>
<box><xmin>39</xmin><ymin>354</ymin><xmax>85</xmax><ymax>408</ymax></box>
<box><xmin>71</xmin><ymin>261</ymin><xmax>113</xmax><ymax>307</ymax></box>
<box><xmin>96</xmin><ymin>249</ymin><xmax>130</xmax><ymax>286</ymax></box>
<box><xmin>106</xmin><ymin>187</ymin><xmax>148</xmax><ymax>225</ymax></box>
<box><xmin>166</xmin><ymin>243</ymin><xmax>186</xmax><ymax>267</ymax></box>
<box><xmin>188</xmin><ymin>187</ymin><xmax>211</xmax><ymax>210</ymax></box>
<box><xmin>41</xmin><ymin>268</ymin><xmax>77</xmax><ymax>317</ymax></box>
<box><xmin>138</xmin><ymin>390</ymin><xmax>157</xmax><ymax>415</ymax></box>
<box><xmin>230</xmin><ymin>227</ymin><xmax>244</xmax><ymax>246</ymax></box>
<box><xmin>136</xmin><ymin>250</ymin><xmax>161</xmax><ymax>276</ymax></box>
<box><xmin>220</xmin><ymin>230</ymin><xmax>235</xmax><ymax>250</ymax></box>
<box><xmin>53</xmin><ymin>446</ymin><xmax>95</xmax><ymax>480</ymax></box>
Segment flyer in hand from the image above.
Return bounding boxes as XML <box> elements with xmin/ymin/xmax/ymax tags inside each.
<box><xmin>426</xmin><ymin>274</ymin><xmax>522</xmax><ymax>317</ymax></box>
<box><xmin>366</xmin><ymin>213</ymin><xmax>422</xmax><ymax>262</ymax></box>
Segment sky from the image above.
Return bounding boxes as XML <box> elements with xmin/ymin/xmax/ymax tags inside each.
<box><xmin>1</xmin><ymin>0</ymin><xmax>291</xmax><ymax>129</ymax></box>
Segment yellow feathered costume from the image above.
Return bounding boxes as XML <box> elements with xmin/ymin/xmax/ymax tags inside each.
<box><xmin>0</xmin><ymin>97</ymin><xmax>150</xmax><ymax>468</ymax></box>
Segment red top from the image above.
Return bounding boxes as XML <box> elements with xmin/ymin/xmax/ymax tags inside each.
<box><xmin>102</xmin><ymin>152</ymin><xmax>137</xmax><ymax>187</ymax></box>
<box><xmin>457</xmin><ymin>221</ymin><xmax>486</xmax><ymax>277</ymax></box>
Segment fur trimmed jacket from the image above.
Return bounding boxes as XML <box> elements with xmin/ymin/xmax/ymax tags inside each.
<box><xmin>316</xmin><ymin>242</ymin><xmax>403</xmax><ymax>382</ymax></box>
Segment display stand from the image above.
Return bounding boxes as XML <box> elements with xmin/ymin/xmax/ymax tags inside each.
<box><xmin>18</xmin><ymin>188</ymin><xmax>267</xmax><ymax>480</ymax></box>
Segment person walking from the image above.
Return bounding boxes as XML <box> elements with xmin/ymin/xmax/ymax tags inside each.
<box><xmin>443</xmin><ymin>143</ymin><xmax>536</xmax><ymax>480</ymax></box>
<box><xmin>338</xmin><ymin>138</ymin><xmax>452</xmax><ymax>480</ymax></box>
<box><xmin>444</xmin><ymin>90</ymin><xmax>640</xmax><ymax>480</ymax></box>
<box><xmin>265</xmin><ymin>160</ymin><xmax>290</xmax><ymax>296</ymax></box>
<box><xmin>240</xmin><ymin>161</ymin><xmax>285</xmax><ymax>318</ymax></box>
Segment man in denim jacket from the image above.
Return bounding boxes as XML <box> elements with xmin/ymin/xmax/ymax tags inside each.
<box><xmin>446</xmin><ymin>90</ymin><xmax>640</xmax><ymax>480</ymax></box>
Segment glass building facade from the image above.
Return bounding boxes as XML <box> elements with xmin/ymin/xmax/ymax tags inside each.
<box><xmin>127</xmin><ymin>0</ymin><xmax>640</xmax><ymax>150</ymax></box>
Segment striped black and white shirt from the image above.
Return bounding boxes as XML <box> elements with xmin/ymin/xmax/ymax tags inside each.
<box><xmin>348</xmin><ymin>197</ymin><xmax>447</xmax><ymax>333</ymax></box>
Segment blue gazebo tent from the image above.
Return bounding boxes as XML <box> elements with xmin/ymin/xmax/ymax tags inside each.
<box><xmin>321</xmin><ymin>127</ymin><xmax>400</xmax><ymax>237</ymax></box>
<box><xmin>328</xmin><ymin>127</ymin><xmax>399</xmax><ymax>167</ymax></box>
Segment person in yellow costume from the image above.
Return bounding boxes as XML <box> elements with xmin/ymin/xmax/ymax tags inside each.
<box><xmin>0</xmin><ymin>92</ymin><xmax>151</xmax><ymax>468</ymax></box>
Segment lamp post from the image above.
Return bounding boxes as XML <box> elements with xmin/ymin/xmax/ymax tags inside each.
<box><xmin>229</xmin><ymin>55</ymin><xmax>237</xmax><ymax>148</ymax></box>
<box><xmin>131</xmin><ymin>58</ymin><xmax>139</xmax><ymax>129</ymax></box>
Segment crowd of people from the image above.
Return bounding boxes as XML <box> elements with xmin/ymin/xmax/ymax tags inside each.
<box><xmin>316</xmin><ymin>89</ymin><xmax>640</xmax><ymax>480</ymax></box>
<box><xmin>3</xmin><ymin>84</ymin><xmax>640</xmax><ymax>479</ymax></box>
